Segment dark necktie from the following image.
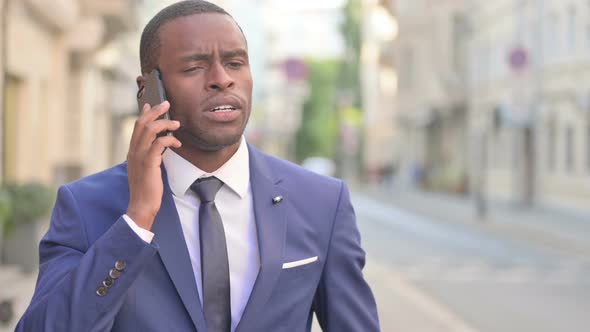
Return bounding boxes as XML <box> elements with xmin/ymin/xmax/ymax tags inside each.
<box><xmin>190</xmin><ymin>177</ymin><xmax>231</xmax><ymax>332</ymax></box>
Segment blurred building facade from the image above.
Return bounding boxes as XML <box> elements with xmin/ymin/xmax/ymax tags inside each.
<box><xmin>382</xmin><ymin>0</ymin><xmax>590</xmax><ymax>210</ymax></box>
<box><xmin>360</xmin><ymin>0</ymin><xmax>400</xmax><ymax>183</ymax></box>
<box><xmin>467</xmin><ymin>0</ymin><xmax>590</xmax><ymax>209</ymax></box>
<box><xmin>1</xmin><ymin>0</ymin><xmax>140</xmax><ymax>187</ymax></box>
<box><xmin>0</xmin><ymin>1</ymin><xmax>6</xmax><ymax>180</ymax></box>
<box><xmin>385</xmin><ymin>0</ymin><xmax>469</xmax><ymax>192</ymax></box>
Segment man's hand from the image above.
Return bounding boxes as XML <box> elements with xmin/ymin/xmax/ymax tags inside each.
<box><xmin>126</xmin><ymin>101</ymin><xmax>182</xmax><ymax>230</ymax></box>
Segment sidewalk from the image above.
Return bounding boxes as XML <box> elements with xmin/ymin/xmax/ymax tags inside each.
<box><xmin>364</xmin><ymin>259</ymin><xmax>479</xmax><ymax>332</ymax></box>
<box><xmin>0</xmin><ymin>266</ymin><xmax>36</xmax><ymax>332</ymax></box>
<box><xmin>360</xmin><ymin>186</ymin><xmax>590</xmax><ymax>259</ymax></box>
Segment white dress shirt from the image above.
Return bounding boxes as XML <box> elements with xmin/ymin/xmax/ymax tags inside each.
<box><xmin>123</xmin><ymin>137</ymin><xmax>259</xmax><ymax>332</ymax></box>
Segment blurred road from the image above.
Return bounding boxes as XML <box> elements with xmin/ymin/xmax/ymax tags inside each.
<box><xmin>353</xmin><ymin>192</ymin><xmax>590</xmax><ymax>332</ymax></box>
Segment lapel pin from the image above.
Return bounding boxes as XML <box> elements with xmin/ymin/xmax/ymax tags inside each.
<box><xmin>272</xmin><ymin>196</ymin><xmax>284</xmax><ymax>205</ymax></box>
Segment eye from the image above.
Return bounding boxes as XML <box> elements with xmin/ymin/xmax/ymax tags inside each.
<box><xmin>227</xmin><ymin>62</ymin><xmax>243</xmax><ymax>69</ymax></box>
<box><xmin>183</xmin><ymin>65</ymin><xmax>206</xmax><ymax>73</ymax></box>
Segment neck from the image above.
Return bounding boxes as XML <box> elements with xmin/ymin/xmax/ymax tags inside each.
<box><xmin>171</xmin><ymin>140</ymin><xmax>241</xmax><ymax>173</ymax></box>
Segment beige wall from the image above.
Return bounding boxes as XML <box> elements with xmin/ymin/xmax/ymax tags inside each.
<box><xmin>360</xmin><ymin>0</ymin><xmax>399</xmax><ymax>175</ymax></box>
<box><xmin>468</xmin><ymin>0</ymin><xmax>590</xmax><ymax>209</ymax></box>
<box><xmin>2</xmin><ymin>0</ymin><xmax>138</xmax><ymax>186</ymax></box>
<box><xmin>4</xmin><ymin>2</ymin><xmax>62</xmax><ymax>184</ymax></box>
<box><xmin>387</xmin><ymin>0</ymin><xmax>469</xmax><ymax>190</ymax></box>
<box><xmin>536</xmin><ymin>101</ymin><xmax>590</xmax><ymax>210</ymax></box>
<box><xmin>0</xmin><ymin>0</ymin><xmax>5</xmax><ymax>183</ymax></box>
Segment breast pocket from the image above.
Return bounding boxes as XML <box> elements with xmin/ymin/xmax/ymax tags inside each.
<box><xmin>280</xmin><ymin>256</ymin><xmax>321</xmax><ymax>282</ymax></box>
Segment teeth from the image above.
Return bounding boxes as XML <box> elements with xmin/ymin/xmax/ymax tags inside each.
<box><xmin>211</xmin><ymin>105</ymin><xmax>236</xmax><ymax>112</ymax></box>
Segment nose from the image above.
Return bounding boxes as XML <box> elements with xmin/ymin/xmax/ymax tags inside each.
<box><xmin>207</xmin><ymin>62</ymin><xmax>235</xmax><ymax>91</ymax></box>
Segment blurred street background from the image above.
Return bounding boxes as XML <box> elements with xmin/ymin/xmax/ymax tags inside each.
<box><xmin>1</xmin><ymin>0</ymin><xmax>590</xmax><ymax>331</ymax></box>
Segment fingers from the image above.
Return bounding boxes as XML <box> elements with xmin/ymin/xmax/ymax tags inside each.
<box><xmin>130</xmin><ymin>101</ymin><xmax>176</xmax><ymax>149</ymax></box>
<box><xmin>140</xmin><ymin>102</ymin><xmax>151</xmax><ymax>115</ymax></box>
<box><xmin>137</xmin><ymin>119</ymin><xmax>181</xmax><ymax>150</ymax></box>
<box><xmin>131</xmin><ymin>102</ymin><xmax>159</xmax><ymax>148</ymax></box>
<box><xmin>140</xmin><ymin>100</ymin><xmax>170</xmax><ymax>121</ymax></box>
<box><xmin>147</xmin><ymin>135</ymin><xmax>183</xmax><ymax>159</ymax></box>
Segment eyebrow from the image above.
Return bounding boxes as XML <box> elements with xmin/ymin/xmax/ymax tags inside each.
<box><xmin>180</xmin><ymin>49</ymin><xmax>248</xmax><ymax>63</ymax></box>
<box><xmin>221</xmin><ymin>49</ymin><xmax>248</xmax><ymax>60</ymax></box>
<box><xmin>181</xmin><ymin>53</ymin><xmax>210</xmax><ymax>62</ymax></box>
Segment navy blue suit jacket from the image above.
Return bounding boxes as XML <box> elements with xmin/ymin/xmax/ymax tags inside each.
<box><xmin>16</xmin><ymin>144</ymin><xmax>379</xmax><ymax>331</ymax></box>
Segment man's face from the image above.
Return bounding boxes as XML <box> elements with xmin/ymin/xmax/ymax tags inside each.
<box><xmin>157</xmin><ymin>13</ymin><xmax>252</xmax><ymax>151</ymax></box>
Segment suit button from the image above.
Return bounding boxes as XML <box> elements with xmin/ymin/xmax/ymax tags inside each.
<box><xmin>109</xmin><ymin>268</ymin><xmax>121</xmax><ymax>280</ymax></box>
<box><xmin>102</xmin><ymin>277</ymin><xmax>114</xmax><ymax>288</ymax></box>
<box><xmin>115</xmin><ymin>260</ymin><xmax>126</xmax><ymax>271</ymax></box>
<box><xmin>96</xmin><ymin>286</ymin><xmax>108</xmax><ymax>297</ymax></box>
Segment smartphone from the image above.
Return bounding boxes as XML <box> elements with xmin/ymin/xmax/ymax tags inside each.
<box><xmin>137</xmin><ymin>69</ymin><xmax>172</xmax><ymax>137</ymax></box>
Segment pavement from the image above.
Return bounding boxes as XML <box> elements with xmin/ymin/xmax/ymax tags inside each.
<box><xmin>363</xmin><ymin>259</ymin><xmax>480</xmax><ymax>332</ymax></box>
<box><xmin>351</xmin><ymin>188</ymin><xmax>590</xmax><ymax>332</ymax></box>
<box><xmin>0</xmin><ymin>266</ymin><xmax>36</xmax><ymax>332</ymax></box>
<box><xmin>0</xmin><ymin>221</ymin><xmax>46</xmax><ymax>331</ymax></box>
<box><xmin>361</xmin><ymin>185</ymin><xmax>590</xmax><ymax>260</ymax></box>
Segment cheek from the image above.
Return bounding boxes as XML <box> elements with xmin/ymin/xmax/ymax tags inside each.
<box><xmin>168</xmin><ymin>90</ymin><xmax>203</xmax><ymax>117</ymax></box>
<box><xmin>244</xmin><ymin>77</ymin><xmax>254</xmax><ymax>94</ymax></box>
<box><xmin>165</xmin><ymin>77</ymin><xmax>199</xmax><ymax>102</ymax></box>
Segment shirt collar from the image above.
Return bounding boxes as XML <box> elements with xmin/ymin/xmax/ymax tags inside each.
<box><xmin>162</xmin><ymin>136</ymin><xmax>250</xmax><ymax>199</ymax></box>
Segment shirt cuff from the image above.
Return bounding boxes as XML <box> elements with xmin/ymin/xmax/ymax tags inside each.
<box><xmin>122</xmin><ymin>214</ymin><xmax>155</xmax><ymax>244</ymax></box>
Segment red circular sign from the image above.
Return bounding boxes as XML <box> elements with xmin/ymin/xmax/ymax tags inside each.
<box><xmin>508</xmin><ymin>47</ymin><xmax>528</xmax><ymax>71</ymax></box>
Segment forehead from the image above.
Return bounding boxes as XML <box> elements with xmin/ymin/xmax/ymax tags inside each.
<box><xmin>158</xmin><ymin>13</ymin><xmax>246</xmax><ymax>52</ymax></box>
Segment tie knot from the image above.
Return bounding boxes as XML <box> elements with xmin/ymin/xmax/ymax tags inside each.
<box><xmin>190</xmin><ymin>177</ymin><xmax>224</xmax><ymax>203</ymax></box>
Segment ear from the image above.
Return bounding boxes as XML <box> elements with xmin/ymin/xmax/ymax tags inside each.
<box><xmin>136</xmin><ymin>75</ymin><xmax>145</xmax><ymax>89</ymax></box>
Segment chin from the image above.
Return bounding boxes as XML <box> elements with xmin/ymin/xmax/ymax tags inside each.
<box><xmin>179</xmin><ymin>128</ymin><xmax>243</xmax><ymax>152</ymax></box>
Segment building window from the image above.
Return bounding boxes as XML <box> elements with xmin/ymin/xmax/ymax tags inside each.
<box><xmin>399</xmin><ymin>47</ymin><xmax>414</xmax><ymax>91</ymax></box>
<box><xmin>3</xmin><ymin>75</ymin><xmax>20</xmax><ymax>181</ymax></box>
<box><xmin>548</xmin><ymin>122</ymin><xmax>556</xmax><ymax>172</ymax></box>
<box><xmin>587</xmin><ymin>0</ymin><xmax>590</xmax><ymax>51</ymax></box>
<box><xmin>545</xmin><ymin>13</ymin><xmax>562</xmax><ymax>62</ymax></box>
<box><xmin>568</xmin><ymin>5</ymin><xmax>577</xmax><ymax>53</ymax></box>
<box><xmin>452</xmin><ymin>14</ymin><xmax>467</xmax><ymax>74</ymax></box>
<box><xmin>478</xmin><ymin>41</ymin><xmax>491</xmax><ymax>83</ymax></box>
<box><xmin>565</xmin><ymin>125</ymin><xmax>575</xmax><ymax>173</ymax></box>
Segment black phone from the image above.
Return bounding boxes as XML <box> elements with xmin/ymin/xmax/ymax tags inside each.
<box><xmin>137</xmin><ymin>69</ymin><xmax>172</xmax><ymax>137</ymax></box>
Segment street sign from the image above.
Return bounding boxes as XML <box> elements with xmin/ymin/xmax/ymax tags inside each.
<box><xmin>282</xmin><ymin>58</ymin><xmax>308</xmax><ymax>81</ymax></box>
<box><xmin>508</xmin><ymin>46</ymin><xmax>528</xmax><ymax>71</ymax></box>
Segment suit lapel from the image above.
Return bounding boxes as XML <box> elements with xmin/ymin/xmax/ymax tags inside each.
<box><xmin>235</xmin><ymin>145</ymin><xmax>287</xmax><ymax>332</ymax></box>
<box><xmin>151</xmin><ymin>166</ymin><xmax>207</xmax><ymax>332</ymax></box>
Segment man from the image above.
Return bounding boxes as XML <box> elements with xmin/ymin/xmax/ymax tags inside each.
<box><xmin>16</xmin><ymin>1</ymin><xmax>379</xmax><ymax>331</ymax></box>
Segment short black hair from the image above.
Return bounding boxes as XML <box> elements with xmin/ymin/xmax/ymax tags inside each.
<box><xmin>139</xmin><ymin>0</ymin><xmax>243</xmax><ymax>74</ymax></box>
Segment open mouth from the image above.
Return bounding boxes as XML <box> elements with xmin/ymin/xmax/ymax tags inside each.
<box><xmin>209</xmin><ymin>105</ymin><xmax>237</xmax><ymax>113</ymax></box>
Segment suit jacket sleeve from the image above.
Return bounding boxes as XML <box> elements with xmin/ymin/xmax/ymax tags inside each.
<box><xmin>15</xmin><ymin>185</ymin><xmax>159</xmax><ymax>332</ymax></box>
<box><xmin>313</xmin><ymin>182</ymin><xmax>380</xmax><ymax>331</ymax></box>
